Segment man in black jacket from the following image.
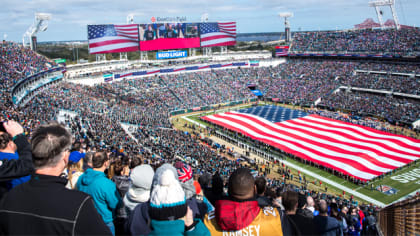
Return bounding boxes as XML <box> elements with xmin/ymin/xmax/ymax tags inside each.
<box><xmin>313</xmin><ymin>199</ymin><xmax>342</xmax><ymax>235</ymax></box>
<box><xmin>0</xmin><ymin>122</ymin><xmax>111</xmax><ymax>235</ymax></box>
<box><xmin>0</xmin><ymin>120</ymin><xmax>33</xmax><ymax>199</ymax></box>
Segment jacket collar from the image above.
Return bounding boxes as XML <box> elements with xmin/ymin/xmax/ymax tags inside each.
<box><xmin>30</xmin><ymin>174</ymin><xmax>68</xmax><ymax>187</ymax></box>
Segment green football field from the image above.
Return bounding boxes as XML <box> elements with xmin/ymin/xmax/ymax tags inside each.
<box><xmin>171</xmin><ymin>103</ymin><xmax>420</xmax><ymax>206</ymax></box>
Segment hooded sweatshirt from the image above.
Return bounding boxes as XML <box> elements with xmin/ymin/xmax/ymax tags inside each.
<box><xmin>313</xmin><ymin>215</ymin><xmax>343</xmax><ymax>236</ymax></box>
<box><xmin>204</xmin><ymin>198</ymin><xmax>283</xmax><ymax>235</ymax></box>
<box><xmin>76</xmin><ymin>168</ymin><xmax>121</xmax><ymax>224</ymax></box>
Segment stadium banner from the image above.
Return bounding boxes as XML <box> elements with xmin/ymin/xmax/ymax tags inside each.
<box><xmin>288</xmin><ymin>53</ymin><xmax>404</xmax><ymax>59</ymax></box>
<box><xmin>139</xmin><ymin>23</ymin><xmax>200</xmax><ymax>51</ymax></box>
<box><xmin>113</xmin><ymin>62</ymin><xmax>248</xmax><ymax>79</ymax></box>
<box><xmin>54</xmin><ymin>59</ymin><xmax>67</xmax><ymax>64</ymax></box>
<box><xmin>156</xmin><ymin>50</ymin><xmax>188</xmax><ymax>60</ymax></box>
<box><xmin>251</xmin><ymin>90</ymin><xmax>263</xmax><ymax>96</ymax></box>
<box><xmin>200</xmin><ymin>22</ymin><xmax>236</xmax><ymax>47</ymax></box>
<box><xmin>275</xmin><ymin>46</ymin><xmax>289</xmax><ymax>57</ymax></box>
<box><xmin>249</xmin><ymin>60</ymin><xmax>259</xmax><ymax>66</ymax></box>
<box><xmin>88</xmin><ymin>24</ymin><xmax>140</xmax><ymax>54</ymax></box>
<box><xmin>103</xmin><ymin>74</ymin><xmax>113</xmax><ymax>83</ymax></box>
<box><xmin>232</xmin><ymin>62</ymin><xmax>248</xmax><ymax>66</ymax></box>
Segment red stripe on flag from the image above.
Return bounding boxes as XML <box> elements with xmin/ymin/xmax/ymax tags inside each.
<box><xmin>229</xmin><ymin>112</ymin><xmax>408</xmax><ymax>168</ymax></box>
<box><xmin>201</xmin><ymin>112</ymin><xmax>420</xmax><ymax>181</ymax></box>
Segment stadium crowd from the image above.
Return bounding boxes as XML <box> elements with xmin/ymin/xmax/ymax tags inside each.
<box><xmin>291</xmin><ymin>28</ymin><xmax>420</xmax><ymax>55</ymax></box>
<box><xmin>341</xmin><ymin>74</ymin><xmax>420</xmax><ymax>95</ymax></box>
<box><xmin>2</xmin><ymin>39</ymin><xmax>419</xmax><ymax>235</ymax></box>
<box><xmin>0</xmin><ymin>119</ymin><xmax>379</xmax><ymax>235</ymax></box>
<box><xmin>320</xmin><ymin>91</ymin><xmax>420</xmax><ymax>124</ymax></box>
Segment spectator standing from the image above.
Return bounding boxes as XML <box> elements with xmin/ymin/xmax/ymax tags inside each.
<box><xmin>0</xmin><ymin>123</ymin><xmax>110</xmax><ymax>235</ymax></box>
<box><xmin>255</xmin><ymin>176</ymin><xmax>271</xmax><ymax>207</ymax></box>
<box><xmin>303</xmin><ymin>196</ymin><xmax>316</xmax><ymax>219</ymax></box>
<box><xmin>111</xmin><ymin>159</ymin><xmax>131</xmax><ymax>235</ymax></box>
<box><xmin>282</xmin><ymin>190</ymin><xmax>316</xmax><ymax>235</ymax></box>
<box><xmin>0</xmin><ymin>126</ymin><xmax>30</xmax><ymax>194</ymax></box>
<box><xmin>77</xmin><ymin>151</ymin><xmax>121</xmax><ymax>235</ymax></box>
<box><xmin>83</xmin><ymin>151</ymin><xmax>93</xmax><ymax>171</ymax></box>
<box><xmin>364</xmin><ymin>210</ymin><xmax>378</xmax><ymax>235</ymax></box>
<box><xmin>148</xmin><ymin>165</ymin><xmax>210</xmax><ymax>236</ymax></box>
<box><xmin>348</xmin><ymin>207</ymin><xmax>362</xmax><ymax>236</ymax></box>
<box><xmin>313</xmin><ymin>199</ymin><xmax>343</xmax><ymax>236</ymax></box>
<box><xmin>204</xmin><ymin>168</ymin><xmax>284</xmax><ymax>235</ymax></box>
<box><xmin>123</xmin><ymin>164</ymin><xmax>154</xmax><ymax>216</ymax></box>
<box><xmin>65</xmin><ymin>154</ymin><xmax>84</xmax><ymax>189</ymax></box>
<box><xmin>0</xmin><ymin>121</ymin><xmax>33</xmax><ymax>199</ymax></box>
<box><xmin>272</xmin><ymin>187</ymin><xmax>285</xmax><ymax>210</ymax></box>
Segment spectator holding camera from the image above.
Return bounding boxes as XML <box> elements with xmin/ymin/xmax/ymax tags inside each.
<box><xmin>0</xmin><ymin>123</ymin><xmax>111</xmax><ymax>235</ymax></box>
<box><xmin>0</xmin><ymin>120</ymin><xmax>33</xmax><ymax>199</ymax></box>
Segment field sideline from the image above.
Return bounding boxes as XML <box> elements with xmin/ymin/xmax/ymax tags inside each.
<box><xmin>171</xmin><ymin>103</ymin><xmax>420</xmax><ymax>206</ymax></box>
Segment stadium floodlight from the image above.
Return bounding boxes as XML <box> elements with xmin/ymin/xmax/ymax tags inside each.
<box><xmin>127</xmin><ymin>14</ymin><xmax>135</xmax><ymax>24</ymax></box>
<box><xmin>369</xmin><ymin>0</ymin><xmax>400</xmax><ymax>29</ymax></box>
<box><xmin>22</xmin><ymin>13</ymin><xmax>52</xmax><ymax>50</ymax></box>
<box><xmin>201</xmin><ymin>13</ymin><xmax>209</xmax><ymax>22</ymax></box>
<box><xmin>279</xmin><ymin>12</ymin><xmax>293</xmax><ymax>18</ymax></box>
<box><xmin>279</xmin><ymin>12</ymin><xmax>293</xmax><ymax>42</ymax></box>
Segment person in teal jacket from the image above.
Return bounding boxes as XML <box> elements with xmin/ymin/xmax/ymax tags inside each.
<box><xmin>76</xmin><ymin>151</ymin><xmax>121</xmax><ymax>235</ymax></box>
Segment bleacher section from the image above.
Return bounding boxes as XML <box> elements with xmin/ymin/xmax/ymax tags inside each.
<box><xmin>291</xmin><ymin>28</ymin><xmax>420</xmax><ymax>57</ymax></box>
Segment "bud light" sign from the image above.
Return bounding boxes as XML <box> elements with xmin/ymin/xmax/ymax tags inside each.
<box><xmin>156</xmin><ymin>50</ymin><xmax>188</xmax><ymax>60</ymax></box>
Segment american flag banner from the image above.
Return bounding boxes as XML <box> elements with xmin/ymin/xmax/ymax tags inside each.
<box><xmin>88</xmin><ymin>24</ymin><xmax>139</xmax><ymax>54</ymax></box>
<box><xmin>275</xmin><ymin>46</ymin><xmax>289</xmax><ymax>57</ymax></box>
<box><xmin>202</xmin><ymin>106</ymin><xmax>420</xmax><ymax>181</ymax></box>
<box><xmin>199</xmin><ymin>22</ymin><xmax>236</xmax><ymax>47</ymax></box>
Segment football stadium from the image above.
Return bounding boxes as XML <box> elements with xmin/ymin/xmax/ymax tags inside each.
<box><xmin>0</xmin><ymin>0</ymin><xmax>419</xmax><ymax>235</ymax></box>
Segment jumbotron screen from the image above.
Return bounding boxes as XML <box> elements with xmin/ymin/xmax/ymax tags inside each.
<box><xmin>139</xmin><ymin>23</ymin><xmax>200</xmax><ymax>51</ymax></box>
<box><xmin>87</xmin><ymin>22</ymin><xmax>236</xmax><ymax>54</ymax></box>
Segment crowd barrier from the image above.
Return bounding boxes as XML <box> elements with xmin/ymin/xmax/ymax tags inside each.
<box><xmin>378</xmin><ymin>195</ymin><xmax>420</xmax><ymax>235</ymax></box>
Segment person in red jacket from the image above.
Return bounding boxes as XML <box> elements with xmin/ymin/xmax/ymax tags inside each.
<box><xmin>204</xmin><ymin>168</ymin><xmax>283</xmax><ymax>235</ymax></box>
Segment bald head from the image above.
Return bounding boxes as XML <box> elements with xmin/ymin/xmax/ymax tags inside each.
<box><xmin>306</xmin><ymin>196</ymin><xmax>315</xmax><ymax>207</ymax></box>
<box><xmin>318</xmin><ymin>199</ymin><xmax>328</xmax><ymax>215</ymax></box>
<box><xmin>228</xmin><ymin>168</ymin><xmax>255</xmax><ymax>200</ymax></box>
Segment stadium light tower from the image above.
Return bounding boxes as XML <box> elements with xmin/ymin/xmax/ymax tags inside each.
<box><xmin>22</xmin><ymin>13</ymin><xmax>52</xmax><ymax>50</ymax></box>
<box><xmin>201</xmin><ymin>13</ymin><xmax>212</xmax><ymax>56</ymax></box>
<box><xmin>201</xmin><ymin>13</ymin><xmax>209</xmax><ymax>22</ymax></box>
<box><xmin>127</xmin><ymin>14</ymin><xmax>135</xmax><ymax>24</ymax></box>
<box><xmin>369</xmin><ymin>0</ymin><xmax>400</xmax><ymax>29</ymax></box>
<box><xmin>279</xmin><ymin>12</ymin><xmax>293</xmax><ymax>43</ymax></box>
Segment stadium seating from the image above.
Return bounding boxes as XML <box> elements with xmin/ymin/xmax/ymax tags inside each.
<box><xmin>291</xmin><ymin>28</ymin><xmax>420</xmax><ymax>56</ymax></box>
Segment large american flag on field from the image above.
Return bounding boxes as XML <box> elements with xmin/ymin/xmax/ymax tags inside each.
<box><xmin>199</xmin><ymin>22</ymin><xmax>236</xmax><ymax>47</ymax></box>
<box><xmin>88</xmin><ymin>24</ymin><xmax>139</xmax><ymax>54</ymax></box>
<box><xmin>202</xmin><ymin>106</ymin><xmax>420</xmax><ymax>181</ymax></box>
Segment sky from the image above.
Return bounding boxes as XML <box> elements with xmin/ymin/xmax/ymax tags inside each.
<box><xmin>0</xmin><ymin>0</ymin><xmax>419</xmax><ymax>42</ymax></box>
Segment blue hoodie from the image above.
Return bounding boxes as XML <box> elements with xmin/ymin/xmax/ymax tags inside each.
<box><xmin>76</xmin><ymin>168</ymin><xmax>121</xmax><ymax>224</ymax></box>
